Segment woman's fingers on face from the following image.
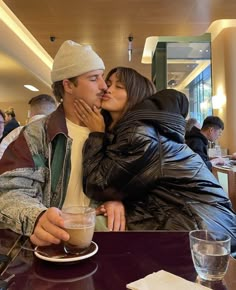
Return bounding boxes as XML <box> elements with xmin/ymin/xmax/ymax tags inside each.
<box><xmin>74</xmin><ymin>103</ymin><xmax>87</xmax><ymax>119</ymax></box>
<box><xmin>79</xmin><ymin>99</ymin><xmax>94</xmax><ymax>114</ymax></box>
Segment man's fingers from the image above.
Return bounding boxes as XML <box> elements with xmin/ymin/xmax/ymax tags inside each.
<box><xmin>31</xmin><ymin>208</ymin><xmax>69</xmax><ymax>246</ymax></box>
<box><xmin>30</xmin><ymin>233</ymin><xmax>54</xmax><ymax>247</ymax></box>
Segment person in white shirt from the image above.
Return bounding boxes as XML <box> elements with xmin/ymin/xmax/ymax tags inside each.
<box><xmin>0</xmin><ymin>40</ymin><xmax>126</xmax><ymax>247</ymax></box>
<box><xmin>0</xmin><ymin>94</ymin><xmax>57</xmax><ymax>159</ymax></box>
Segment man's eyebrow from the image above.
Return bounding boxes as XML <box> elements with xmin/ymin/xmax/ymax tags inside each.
<box><xmin>86</xmin><ymin>73</ymin><xmax>103</xmax><ymax>79</ymax></box>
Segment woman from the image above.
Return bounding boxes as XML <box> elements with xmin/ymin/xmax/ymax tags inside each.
<box><xmin>0</xmin><ymin>107</ymin><xmax>20</xmax><ymax>142</ymax></box>
<box><xmin>74</xmin><ymin>67</ymin><xmax>236</xmax><ymax>253</ymax></box>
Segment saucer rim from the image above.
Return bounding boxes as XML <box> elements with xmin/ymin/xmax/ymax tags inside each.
<box><xmin>34</xmin><ymin>241</ymin><xmax>98</xmax><ymax>263</ymax></box>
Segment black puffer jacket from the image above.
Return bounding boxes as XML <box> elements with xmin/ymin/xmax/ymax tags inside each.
<box><xmin>83</xmin><ymin>95</ymin><xmax>236</xmax><ymax>253</ymax></box>
<box><xmin>185</xmin><ymin>126</ymin><xmax>212</xmax><ymax>170</ymax></box>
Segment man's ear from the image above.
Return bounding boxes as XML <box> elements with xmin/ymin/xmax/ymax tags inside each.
<box><xmin>207</xmin><ymin>127</ymin><xmax>214</xmax><ymax>138</ymax></box>
<box><xmin>63</xmin><ymin>79</ymin><xmax>73</xmax><ymax>94</ymax></box>
<box><xmin>209</xmin><ymin>127</ymin><xmax>214</xmax><ymax>133</ymax></box>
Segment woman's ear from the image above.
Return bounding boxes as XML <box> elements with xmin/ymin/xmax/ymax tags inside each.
<box><xmin>63</xmin><ymin>79</ymin><xmax>73</xmax><ymax>94</ymax></box>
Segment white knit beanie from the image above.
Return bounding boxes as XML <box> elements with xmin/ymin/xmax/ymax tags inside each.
<box><xmin>51</xmin><ymin>40</ymin><xmax>105</xmax><ymax>82</ymax></box>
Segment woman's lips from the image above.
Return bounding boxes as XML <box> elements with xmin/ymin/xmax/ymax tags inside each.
<box><xmin>102</xmin><ymin>94</ymin><xmax>110</xmax><ymax>101</ymax></box>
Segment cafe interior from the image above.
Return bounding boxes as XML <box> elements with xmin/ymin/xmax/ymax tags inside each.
<box><xmin>1</xmin><ymin>0</ymin><xmax>236</xmax><ymax>289</ymax></box>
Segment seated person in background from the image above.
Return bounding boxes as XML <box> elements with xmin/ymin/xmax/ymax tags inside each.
<box><xmin>74</xmin><ymin>68</ymin><xmax>236</xmax><ymax>254</ymax></box>
<box><xmin>185</xmin><ymin>115</ymin><xmax>225</xmax><ymax>171</ymax></box>
<box><xmin>185</xmin><ymin>117</ymin><xmax>201</xmax><ymax>135</ymax></box>
<box><xmin>0</xmin><ymin>107</ymin><xmax>20</xmax><ymax>142</ymax></box>
<box><xmin>0</xmin><ymin>94</ymin><xmax>57</xmax><ymax>159</ymax></box>
<box><xmin>0</xmin><ymin>109</ymin><xmax>5</xmax><ymax>140</ymax></box>
<box><xmin>0</xmin><ymin>40</ymin><xmax>125</xmax><ymax>248</ymax></box>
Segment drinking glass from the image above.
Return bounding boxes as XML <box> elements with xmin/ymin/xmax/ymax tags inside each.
<box><xmin>189</xmin><ymin>230</ymin><xmax>231</xmax><ymax>281</ymax></box>
<box><xmin>61</xmin><ymin>206</ymin><xmax>96</xmax><ymax>254</ymax></box>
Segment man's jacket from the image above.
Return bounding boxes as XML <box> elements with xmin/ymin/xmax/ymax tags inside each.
<box><xmin>0</xmin><ymin>105</ymin><xmax>71</xmax><ymax>235</ymax></box>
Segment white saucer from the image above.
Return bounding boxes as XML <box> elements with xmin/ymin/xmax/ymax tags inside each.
<box><xmin>34</xmin><ymin>241</ymin><xmax>98</xmax><ymax>263</ymax></box>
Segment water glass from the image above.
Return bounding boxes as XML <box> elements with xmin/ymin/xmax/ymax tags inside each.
<box><xmin>189</xmin><ymin>230</ymin><xmax>231</xmax><ymax>281</ymax></box>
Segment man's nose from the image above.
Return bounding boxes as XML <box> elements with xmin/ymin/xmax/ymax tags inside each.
<box><xmin>100</xmin><ymin>78</ymin><xmax>107</xmax><ymax>90</ymax></box>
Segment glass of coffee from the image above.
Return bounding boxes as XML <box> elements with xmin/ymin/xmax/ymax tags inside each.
<box><xmin>62</xmin><ymin>206</ymin><xmax>96</xmax><ymax>255</ymax></box>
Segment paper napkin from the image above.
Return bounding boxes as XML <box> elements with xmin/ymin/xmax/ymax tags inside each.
<box><xmin>126</xmin><ymin>270</ymin><xmax>211</xmax><ymax>290</ymax></box>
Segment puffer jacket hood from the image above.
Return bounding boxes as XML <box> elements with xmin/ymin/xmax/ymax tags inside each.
<box><xmin>116</xmin><ymin>89</ymin><xmax>188</xmax><ymax>144</ymax></box>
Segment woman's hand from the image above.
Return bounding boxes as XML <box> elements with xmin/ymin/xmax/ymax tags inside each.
<box><xmin>102</xmin><ymin>201</ymin><xmax>126</xmax><ymax>231</ymax></box>
<box><xmin>96</xmin><ymin>201</ymin><xmax>126</xmax><ymax>231</ymax></box>
<box><xmin>74</xmin><ymin>99</ymin><xmax>105</xmax><ymax>132</ymax></box>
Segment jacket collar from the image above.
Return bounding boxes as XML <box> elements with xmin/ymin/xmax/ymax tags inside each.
<box><xmin>46</xmin><ymin>104</ymin><xmax>68</xmax><ymax>143</ymax></box>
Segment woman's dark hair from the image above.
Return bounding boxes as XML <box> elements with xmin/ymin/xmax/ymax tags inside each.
<box><xmin>103</xmin><ymin>67</ymin><xmax>156</xmax><ymax>126</ymax></box>
<box><xmin>106</xmin><ymin>67</ymin><xmax>156</xmax><ymax>111</ymax></box>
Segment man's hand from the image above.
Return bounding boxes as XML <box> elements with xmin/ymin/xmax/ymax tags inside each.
<box><xmin>30</xmin><ymin>207</ymin><xmax>69</xmax><ymax>246</ymax></box>
<box><xmin>232</xmin><ymin>152</ymin><xmax>236</xmax><ymax>160</ymax></box>
<box><xmin>100</xmin><ymin>201</ymin><xmax>126</xmax><ymax>231</ymax></box>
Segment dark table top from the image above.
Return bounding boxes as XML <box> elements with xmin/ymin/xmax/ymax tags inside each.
<box><xmin>0</xmin><ymin>229</ymin><xmax>236</xmax><ymax>290</ymax></box>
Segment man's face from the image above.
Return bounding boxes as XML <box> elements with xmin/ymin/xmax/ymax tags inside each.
<box><xmin>208</xmin><ymin>127</ymin><xmax>223</xmax><ymax>142</ymax></box>
<box><xmin>68</xmin><ymin>70</ymin><xmax>107</xmax><ymax>108</ymax></box>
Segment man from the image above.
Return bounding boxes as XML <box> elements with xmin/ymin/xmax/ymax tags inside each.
<box><xmin>185</xmin><ymin>115</ymin><xmax>225</xmax><ymax>171</ymax></box>
<box><xmin>0</xmin><ymin>40</ymin><xmax>125</xmax><ymax>247</ymax></box>
<box><xmin>0</xmin><ymin>94</ymin><xmax>57</xmax><ymax>159</ymax></box>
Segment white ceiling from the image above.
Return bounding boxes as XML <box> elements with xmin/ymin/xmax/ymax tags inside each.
<box><xmin>0</xmin><ymin>51</ymin><xmax>52</xmax><ymax>103</ymax></box>
<box><xmin>1</xmin><ymin>0</ymin><xmax>236</xmax><ymax>104</ymax></box>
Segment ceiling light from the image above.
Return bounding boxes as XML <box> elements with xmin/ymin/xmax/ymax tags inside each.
<box><xmin>168</xmin><ymin>79</ymin><xmax>177</xmax><ymax>86</ymax></box>
<box><xmin>128</xmin><ymin>35</ymin><xmax>133</xmax><ymax>62</ymax></box>
<box><xmin>142</xmin><ymin>36</ymin><xmax>159</xmax><ymax>64</ymax></box>
<box><xmin>0</xmin><ymin>1</ymin><xmax>52</xmax><ymax>69</ymax></box>
<box><xmin>24</xmin><ymin>85</ymin><xmax>39</xmax><ymax>91</ymax></box>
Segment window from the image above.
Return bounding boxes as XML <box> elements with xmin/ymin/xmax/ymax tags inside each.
<box><xmin>152</xmin><ymin>35</ymin><xmax>212</xmax><ymax>124</ymax></box>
